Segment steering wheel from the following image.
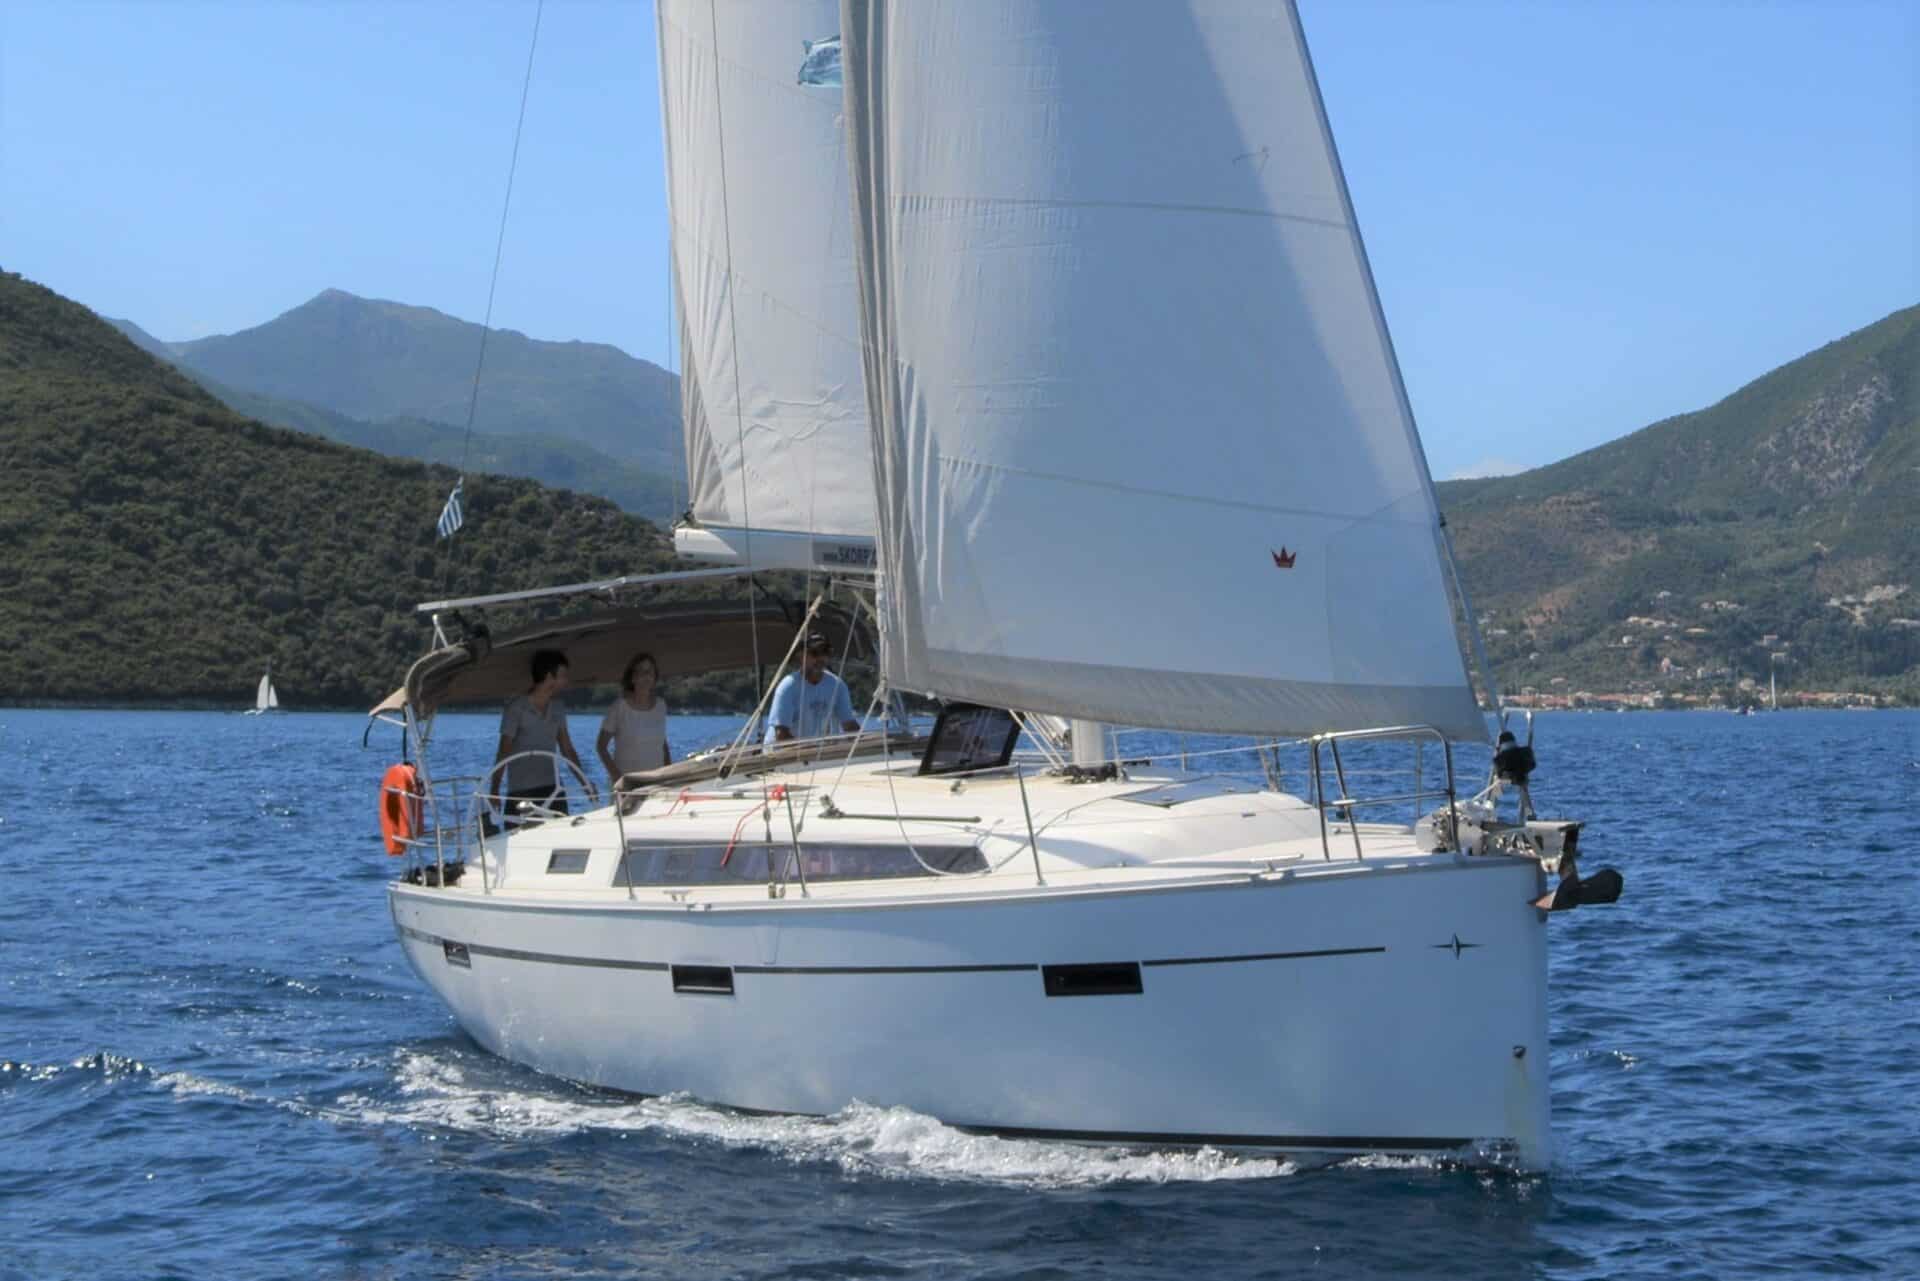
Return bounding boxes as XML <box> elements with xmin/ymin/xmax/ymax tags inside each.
<box><xmin>491</xmin><ymin>749</ymin><xmax>600</xmax><ymax>825</ymax></box>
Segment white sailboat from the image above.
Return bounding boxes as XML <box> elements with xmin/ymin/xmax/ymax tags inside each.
<box><xmin>246</xmin><ymin>667</ymin><xmax>280</xmax><ymax>715</ymax></box>
<box><xmin>378</xmin><ymin>0</ymin><xmax>1610</xmax><ymax>1168</ymax></box>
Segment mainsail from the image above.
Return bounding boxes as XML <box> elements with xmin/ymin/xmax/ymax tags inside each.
<box><xmin>841</xmin><ymin>0</ymin><xmax>1485</xmax><ymax>740</ymax></box>
<box><xmin>657</xmin><ymin>0</ymin><xmax>877</xmax><ymax>568</ymax></box>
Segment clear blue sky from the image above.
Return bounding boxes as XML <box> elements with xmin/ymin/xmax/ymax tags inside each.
<box><xmin>4</xmin><ymin>1</ymin><xmax>1913</xmax><ymax>479</ymax></box>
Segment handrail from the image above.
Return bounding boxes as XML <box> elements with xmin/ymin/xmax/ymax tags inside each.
<box><xmin>1306</xmin><ymin>726</ymin><xmax>1458</xmax><ymax>862</ymax></box>
<box><xmin>1321</xmin><ymin>789</ymin><xmax>1453</xmax><ymax>810</ymax></box>
<box><xmin>395</xmin><ymin>750</ymin><xmax>600</xmax><ymax>895</ymax></box>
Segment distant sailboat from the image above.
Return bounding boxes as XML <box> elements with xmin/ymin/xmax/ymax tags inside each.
<box><xmin>245</xmin><ymin>668</ymin><xmax>281</xmax><ymax>716</ymax></box>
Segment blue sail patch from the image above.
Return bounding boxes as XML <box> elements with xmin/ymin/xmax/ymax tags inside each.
<box><xmin>798</xmin><ymin>35</ymin><xmax>841</xmax><ymax>87</ymax></box>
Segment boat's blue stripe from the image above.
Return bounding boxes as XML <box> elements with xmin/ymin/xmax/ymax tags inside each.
<box><xmin>397</xmin><ymin>924</ymin><xmax>1386</xmax><ymax>974</ymax></box>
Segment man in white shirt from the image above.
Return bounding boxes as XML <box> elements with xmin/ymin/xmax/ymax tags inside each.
<box><xmin>765</xmin><ymin>632</ymin><xmax>861</xmax><ymax>744</ymax></box>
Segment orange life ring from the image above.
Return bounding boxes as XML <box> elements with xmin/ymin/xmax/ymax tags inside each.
<box><xmin>380</xmin><ymin>763</ymin><xmax>422</xmax><ymax>856</ymax></box>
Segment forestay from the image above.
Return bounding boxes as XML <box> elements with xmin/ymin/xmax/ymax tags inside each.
<box><xmin>658</xmin><ymin>0</ymin><xmax>876</xmax><ymax>557</ymax></box>
<box><xmin>842</xmin><ymin>0</ymin><xmax>1485</xmax><ymax>741</ymax></box>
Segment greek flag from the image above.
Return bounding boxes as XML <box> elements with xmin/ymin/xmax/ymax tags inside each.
<box><xmin>436</xmin><ymin>480</ymin><xmax>464</xmax><ymax>539</ymax></box>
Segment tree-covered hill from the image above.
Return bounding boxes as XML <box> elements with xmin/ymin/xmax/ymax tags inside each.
<box><xmin>0</xmin><ymin>270</ymin><xmax>677</xmax><ymax>708</ymax></box>
<box><xmin>1437</xmin><ymin>304</ymin><xmax>1919</xmax><ymax>702</ymax></box>
<box><xmin>151</xmin><ymin>288</ymin><xmax>683</xmax><ymax>476</ymax></box>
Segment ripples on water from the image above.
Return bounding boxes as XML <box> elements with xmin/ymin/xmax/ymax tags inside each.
<box><xmin>2</xmin><ymin>709</ymin><xmax>1915</xmax><ymax>1279</ymax></box>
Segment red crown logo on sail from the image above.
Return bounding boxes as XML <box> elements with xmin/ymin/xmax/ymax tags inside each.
<box><xmin>1272</xmin><ymin>547</ymin><xmax>1296</xmax><ymax>569</ymax></box>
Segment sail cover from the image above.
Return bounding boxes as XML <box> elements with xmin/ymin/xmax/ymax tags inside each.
<box><xmin>657</xmin><ymin>0</ymin><xmax>877</xmax><ymax>552</ymax></box>
<box><xmin>842</xmin><ymin>0</ymin><xmax>1485</xmax><ymax>740</ymax></box>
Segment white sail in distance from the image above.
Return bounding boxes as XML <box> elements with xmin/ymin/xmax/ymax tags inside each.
<box><xmin>841</xmin><ymin>0</ymin><xmax>1485</xmax><ymax>741</ymax></box>
<box><xmin>658</xmin><ymin>0</ymin><xmax>877</xmax><ymax>566</ymax></box>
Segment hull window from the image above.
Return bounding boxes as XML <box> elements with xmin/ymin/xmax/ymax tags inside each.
<box><xmin>442</xmin><ymin>941</ymin><xmax>472</xmax><ymax>969</ymax></box>
<box><xmin>671</xmin><ymin>964</ymin><xmax>735</xmax><ymax>996</ymax></box>
<box><xmin>1041</xmin><ymin>962</ymin><xmax>1143</xmax><ymax>997</ymax></box>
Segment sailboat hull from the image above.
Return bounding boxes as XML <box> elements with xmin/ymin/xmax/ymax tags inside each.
<box><xmin>390</xmin><ymin>857</ymin><xmax>1550</xmax><ymax>1165</ymax></box>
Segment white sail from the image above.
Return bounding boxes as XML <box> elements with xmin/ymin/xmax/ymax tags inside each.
<box><xmin>658</xmin><ymin>0</ymin><xmax>877</xmax><ymax>568</ymax></box>
<box><xmin>841</xmin><ymin>0</ymin><xmax>1484</xmax><ymax>740</ymax></box>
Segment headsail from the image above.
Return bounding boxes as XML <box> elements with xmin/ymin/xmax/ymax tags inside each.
<box><xmin>842</xmin><ymin>0</ymin><xmax>1484</xmax><ymax>740</ymax></box>
<box><xmin>658</xmin><ymin>0</ymin><xmax>877</xmax><ymax>569</ymax></box>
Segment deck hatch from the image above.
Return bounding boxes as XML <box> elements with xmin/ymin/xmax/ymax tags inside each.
<box><xmin>671</xmin><ymin>964</ymin><xmax>735</xmax><ymax>996</ymax></box>
<box><xmin>442</xmin><ymin>940</ymin><xmax>472</xmax><ymax>968</ymax></box>
<box><xmin>545</xmin><ymin>849</ymin><xmax>590</xmax><ymax>874</ymax></box>
<box><xmin>917</xmin><ymin>704</ymin><xmax>1021</xmax><ymax>776</ymax></box>
<box><xmin>1042</xmin><ymin>962</ymin><xmax>1143</xmax><ymax>997</ymax></box>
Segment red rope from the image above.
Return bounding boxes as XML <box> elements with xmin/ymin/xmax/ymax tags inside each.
<box><xmin>719</xmin><ymin>785</ymin><xmax>786</xmax><ymax>867</ymax></box>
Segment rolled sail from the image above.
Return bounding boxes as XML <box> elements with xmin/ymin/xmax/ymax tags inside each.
<box><xmin>658</xmin><ymin>1</ymin><xmax>876</xmax><ymax>560</ymax></box>
<box><xmin>842</xmin><ymin>0</ymin><xmax>1484</xmax><ymax>740</ymax></box>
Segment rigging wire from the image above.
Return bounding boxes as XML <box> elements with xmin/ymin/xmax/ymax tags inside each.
<box><xmin>650</xmin><ymin>4</ymin><xmax>684</xmax><ymax>526</ymax></box>
<box><xmin>1438</xmin><ymin>515</ymin><xmax>1506</xmax><ymax>724</ymax></box>
<box><xmin>667</xmin><ymin>229</ymin><xmax>682</xmax><ymax>521</ymax></box>
<box><xmin>697</xmin><ymin>1</ymin><xmax>776</xmax><ymax>823</ymax></box>
<box><xmin>701</xmin><ymin>6</ymin><xmax>762</xmax><ymax>676</ymax></box>
<box><xmin>439</xmin><ymin>0</ymin><xmax>545</xmax><ymax>588</ymax></box>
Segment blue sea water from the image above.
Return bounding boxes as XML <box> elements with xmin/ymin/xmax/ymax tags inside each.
<box><xmin>3</xmin><ymin>707</ymin><xmax>1916</xmax><ymax>1280</ymax></box>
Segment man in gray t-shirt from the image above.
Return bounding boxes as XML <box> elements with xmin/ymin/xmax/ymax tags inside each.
<box><xmin>488</xmin><ymin>648</ymin><xmax>594</xmax><ymax>827</ymax></box>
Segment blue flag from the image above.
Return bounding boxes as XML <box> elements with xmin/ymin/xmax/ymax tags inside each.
<box><xmin>437</xmin><ymin>480</ymin><xmax>464</xmax><ymax>539</ymax></box>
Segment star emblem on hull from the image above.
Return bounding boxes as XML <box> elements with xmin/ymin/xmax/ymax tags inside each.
<box><xmin>1432</xmin><ymin>933</ymin><xmax>1480</xmax><ymax>959</ymax></box>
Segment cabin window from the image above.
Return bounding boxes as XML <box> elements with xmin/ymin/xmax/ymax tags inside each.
<box><xmin>615</xmin><ymin>841</ymin><xmax>986</xmax><ymax>887</ymax></box>
<box><xmin>545</xmin><ymin>849</ymin><xmax>590</xmax><ymax>875</ymax></box>
<box><xmin>1117</xmin><ymin>780</ymin><xmax>1257</xmax><ymax>808</ymax></box>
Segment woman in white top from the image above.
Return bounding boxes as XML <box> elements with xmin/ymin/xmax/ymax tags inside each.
<box><xmin>597</xmin><ymin>651</ymin><xmax>671</xmax><ymax>791</ymax></box>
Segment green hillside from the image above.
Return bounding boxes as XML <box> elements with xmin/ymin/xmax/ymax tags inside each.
<box><xmin>1437</xmin><ymin>304</ymin><xmax>1920</xmax><ymax>704</ymax></box>
<box><xmin>0</xmin><ymin>270</ymin><xmax>677</xmax><ymax>708</ymax></box>
<box><xmin>162</xmin><ymin>289</ymin><xmax>682</xmax><ymax>474</ymax></box>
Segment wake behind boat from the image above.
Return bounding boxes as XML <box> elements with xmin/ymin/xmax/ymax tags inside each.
<box><xmin>375</xmin><ymin>0</ymin><xmax>1622</xmax><ymax>1169</ymax></box>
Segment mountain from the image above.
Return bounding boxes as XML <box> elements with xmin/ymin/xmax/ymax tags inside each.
<box><xmin>174</xmin><ymin>364</ymin><xmax>678</xmax><ymax>518</ymax></box>
<box><xmin>155</xmin><ymin>288</ymin><xmax>682</xmax><ymax>474</ymax></box>
<box><xmin>0</xmin><ymin>270</ymin><xmax>677</xmax><ymax>707</ymax></box>
<box><xmin>105</xmin><ymin>299</ymin><xmax>684</xmax><ymax>521</ymax></box>
<box><xmin>108</xmin><ymin>316</ymin><xmax>175</xmax><ymax>362</ymax></box>
<box><xmin>1437</xmin><ymin>304</ymin><xmax>1919</xmax><ymax>703</ymax></box>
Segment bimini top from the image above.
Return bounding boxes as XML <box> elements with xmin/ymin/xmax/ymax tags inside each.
<box><xmin>382</xmin><ymin>598</ymin><xmax>872</xmax><ymax>720</ymax></box>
